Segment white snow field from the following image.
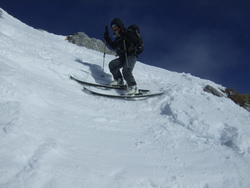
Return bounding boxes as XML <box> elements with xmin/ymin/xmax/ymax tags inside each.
<box><xmin>0</xmin><ymin>8</ymin><xmax>250</xmax><ymax>188</ymax></box>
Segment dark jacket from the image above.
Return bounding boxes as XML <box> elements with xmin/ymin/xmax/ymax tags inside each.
<box><xmin>104</xmin><ymin>18</ymin><xmax>138</xmax><ymax>58</ymax></box>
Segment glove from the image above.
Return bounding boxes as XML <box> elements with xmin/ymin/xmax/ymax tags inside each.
<box><xmin>104</xmin><ymin>25</ymin><xmax>109</xmax><ymax>39</ymax></box>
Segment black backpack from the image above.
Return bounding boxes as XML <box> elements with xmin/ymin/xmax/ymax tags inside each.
<box><xmin>127</xmin><ymin>25</ymin><xmax>144</xmax><ymax>55</ymax></box>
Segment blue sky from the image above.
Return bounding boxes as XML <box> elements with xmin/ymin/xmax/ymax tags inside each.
<box><xmin>1</xmin><ymin>0</ymin><xmax>250</xmax><ymax>94</ymax></box>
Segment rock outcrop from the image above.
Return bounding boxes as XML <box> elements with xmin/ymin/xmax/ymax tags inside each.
<box><xmin>223</xmin><ymin>88</ymin><xmax>250</xmax><ymax>112</ymax></box>
<box><xmin>66</xmin><ymin>32</ymin><xmax>115</xmax><ymax>55</ymax></box>
<box><xmin>204</xmin><ymin>85</ymin><xmax>250</xmax><ymax>112</ymax></box>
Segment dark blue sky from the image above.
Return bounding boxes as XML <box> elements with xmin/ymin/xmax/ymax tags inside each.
<box><xmin>1</xmin><ymin>0</ymin><xmax>250</xmax><ymax>94</ymax></box>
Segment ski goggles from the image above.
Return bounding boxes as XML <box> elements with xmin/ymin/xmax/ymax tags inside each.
<box><xmin>112</xmin><ymin>24</ymin><xmax>120</xmax><ymax>31</ymax></box>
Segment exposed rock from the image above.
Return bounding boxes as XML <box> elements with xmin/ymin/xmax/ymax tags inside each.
<box><xmin>223</xmin><ymin>88</ymin><xmax>250</xmax><ymax>112</ymax></box>
<box><xmin>204</xmin><ymin>85</ymin><xmax>250</xmax><ymax>112</ymax></box>
<box><xmin>66</xmin><ymin>32</ymin><xmax>115</xmax><ymax>55</ymax></box>
<box><xmin>203</xmin><ymin>85</ymin><xmax>224</xmax><ymax>97</ymax></box>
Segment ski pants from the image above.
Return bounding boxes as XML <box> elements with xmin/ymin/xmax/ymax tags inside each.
<box><xmin>109</xmin><ymin>55</ymin><xmax>137</xmax><ymax>86</ymax></box>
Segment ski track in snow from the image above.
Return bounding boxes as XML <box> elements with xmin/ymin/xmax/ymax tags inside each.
<box><xmin>1</xmin><ymin>8</ymin><xmax>250</xmax><ymax>188</ymax></box>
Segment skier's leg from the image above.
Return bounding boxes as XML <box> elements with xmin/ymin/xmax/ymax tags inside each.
<box><xmin>122</xmin><ymin>55</ymin><xmax>137</xmax><ymax>86</ymax></box>
<box><xmin>109</xmin><ymin>58</ymin><xmax>123</xmax><ymax>79</ymax></box>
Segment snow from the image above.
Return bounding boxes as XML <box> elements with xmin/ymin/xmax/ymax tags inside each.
<box><xmin>0</xmin><ymin>8</ymin><xmax>250</xmax><ymax>188</ymax></box>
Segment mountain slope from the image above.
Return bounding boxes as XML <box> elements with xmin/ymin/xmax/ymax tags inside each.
<box><xmin>0</xmin><ymin>8</ymin><xmax>250</xmax><ymax>188</ymax></box>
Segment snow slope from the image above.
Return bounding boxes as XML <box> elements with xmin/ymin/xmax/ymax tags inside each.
<box><xmin>0</xmin><ymin>8</ymin><xmax>250</xmax><ymax>188</ymax></box>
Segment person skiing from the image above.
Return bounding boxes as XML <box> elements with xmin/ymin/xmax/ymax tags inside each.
<box><xmin>104</xmin><ymin>18</ymin><xmax>140</xmax><ymax>95</ymax></box>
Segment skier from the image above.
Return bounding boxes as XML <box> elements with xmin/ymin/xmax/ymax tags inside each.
<box><xmin>104</xmin><ymin>18</ymin><xmax>141</xmax><ymax>95</ymax></box>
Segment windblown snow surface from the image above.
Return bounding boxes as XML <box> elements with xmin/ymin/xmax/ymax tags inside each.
<box><xmin>0</xmin><ymin>8</ymin><xmax>250</xmax><ymax>188</ymax></box>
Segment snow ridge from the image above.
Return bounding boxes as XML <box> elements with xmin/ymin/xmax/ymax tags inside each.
<box><xmin>1</xmin><ymin>8</ymin><xmax>250</xmax><ymax>188</ymax></box>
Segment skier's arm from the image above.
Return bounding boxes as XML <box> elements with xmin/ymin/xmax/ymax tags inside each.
<box><xmin>104</xmin><ymin>25</ymin><xmax>118</xmax><ymax>49</ymax></box>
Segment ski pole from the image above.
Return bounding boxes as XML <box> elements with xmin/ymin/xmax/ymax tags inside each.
<box><xmin>102</xmin><ymin>40</ymin><xmax>107</xmax><ymax>77</ymax></box>
<box><xmin>123</xmin><ymin>40</ymin><xmax>129</xmax><ymax>69</ymax></box>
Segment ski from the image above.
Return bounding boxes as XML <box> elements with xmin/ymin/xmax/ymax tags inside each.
<box><xmin>83</xmin><ymin>87</ymin><xmax>164</xmax><ymax>99</ymax></box>
<box><xmin>70</xmin><ymin>75</ymin><xmax>150</xmax><ymax>93</ymax></box>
